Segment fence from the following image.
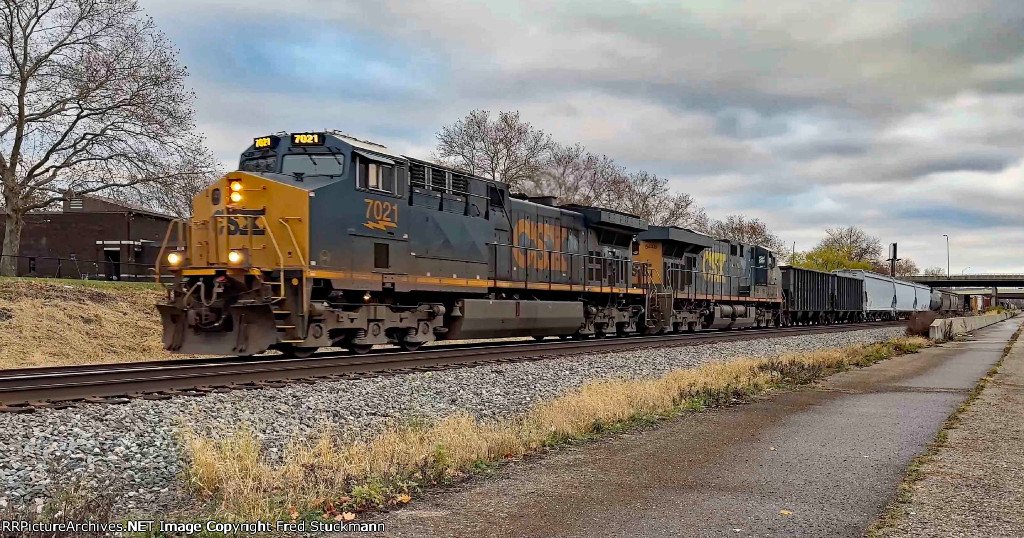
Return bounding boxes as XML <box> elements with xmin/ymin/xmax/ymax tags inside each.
<box><xmin>0</xmin><ymin>254</ymin><xmax>164</xmax><ymax>282</ymax></box>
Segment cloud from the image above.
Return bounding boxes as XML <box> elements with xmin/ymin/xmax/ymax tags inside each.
<box><xmin>141</xmin><ymin>0</ymin><xmax>1024</xmax><ymax>271</ymax></box>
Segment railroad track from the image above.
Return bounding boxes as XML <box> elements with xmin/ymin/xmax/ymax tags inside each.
<box><xmin>0</xmin><ymin>321</ymin><xmax>904</xmax><ymax>411</ymax></box>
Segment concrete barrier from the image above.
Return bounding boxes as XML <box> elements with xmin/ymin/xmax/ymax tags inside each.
<box><xmin>929</xmin><ymin>312</ymin><xmax>1017</xmax><ymax>340</ymax></box>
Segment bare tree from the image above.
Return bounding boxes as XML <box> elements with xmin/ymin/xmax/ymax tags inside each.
<box><xmin>530</xmin><ymin>146</ymin><xmax>708</xmax><ymax>229</ymax></box>
<box><xmin>528</xmin><ymin>142</ymin><xmax>619</xmax><ymax>207</ymax></box>
<box><xmin>871</xmin><ymin>258</ymin><xmax>919</xmax><ymax>277</ymax></box>
<box><xmin>0</xmin><ymin>0</ymin><xmax>215</xmax><ymax>275</ymax></box>
<box><xmin>114</xmin><ymin>166</ymin><xmax>219</xmax><ymax>218</ymax></box>
<box><xmin>437</xmin><ymin>110</ymin><xmax>709</xmax><ymax>230</ymax></box>
<box><xmin>922</xmin><ymin>266</ymin><xmax>945</xmax><ymax>276</ymax></box>
<box><xmin>610</xmin><ymin>170</ymin><xmax>709</xmax><ymax>228</ymax></box>
<box><xmin>706</xmin><ymin>215</ymin><xmax>787</xmax><ymax>255</ymax></box>
<box><xmin>818</xmin><ymin>226</ymin><xmax>883</xmax><ymax>263</ymax></box>
<box><xmin>895</xmin><ymin>258</ymin><xmax>919</xmax><ymax>277</ymax></box>
<box><xmin>435</xmin><ymin>109</ymin><xmax>553</xmax><ymax>191</ymax></box>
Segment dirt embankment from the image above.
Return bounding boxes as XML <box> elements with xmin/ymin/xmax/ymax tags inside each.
<box><xmin>0</xmin><ymin>278</ymin><xmax>169</xmax><ymax>369</ymax></box>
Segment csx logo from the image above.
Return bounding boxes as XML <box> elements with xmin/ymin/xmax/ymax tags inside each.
<box><xmin>213</xmin><ymin>211</ymin><xmax>266</xmax><ymax>236</ymax></box>
<box><xmin>513</xmin><ymin>219</ymin><xmax>569</xmax><ymax>271</ymax></box>
<box><xmin>702</xmin><ymin>252</ymin><xmax>726</xmax><ymax>283</ymax></box>
<box><xmin>225</xmin><ymin>217</ymin><xmax>265</xmax><ymax>236</ymax></box>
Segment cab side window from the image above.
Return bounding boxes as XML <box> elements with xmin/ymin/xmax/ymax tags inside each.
<box><xmin>356</xmin><ymin>156</ymin><xmax>399</xmax><ymax>196</ymax></box>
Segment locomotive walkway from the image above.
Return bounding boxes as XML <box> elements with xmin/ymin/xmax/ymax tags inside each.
<box><xmin>375</xmin><ymin>318</ymin><xmax>1021</xmax><ymax>537</ymax></box>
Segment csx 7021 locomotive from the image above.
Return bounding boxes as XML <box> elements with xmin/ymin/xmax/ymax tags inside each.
<box><xmin>157</xmin><ymin>131</ymin><xmax>782</xmax><ymax>356</ymax></box>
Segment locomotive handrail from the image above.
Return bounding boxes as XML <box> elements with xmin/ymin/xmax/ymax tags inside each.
<box><xmin>155</xmin><ymin>218</ymin><xmax>187</xmax><ymax>289</ymax></box>
<box><xmin>278</xmin><ymin>216</ymin><xmax>309</xmax><ymax>331</ymax></box>
<box><xmin>203</xmin><ymin>214</ymin><xmax>289</xmax><ymax>298</ymax></box>
<box><xmin>487</xmin><ymin>241</ymin><xmax>651</xmax><ymax>291</ymax></box>
<box><xmin>257</xmin><ymin>215</ymin><xmax>287</xmax><ymax>299</ymax></box>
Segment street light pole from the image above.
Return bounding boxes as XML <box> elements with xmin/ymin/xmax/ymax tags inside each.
<box><xmin>943</xmin><ymin>234</ymin><xmax>949</xmax><ymax>277</ymax></box>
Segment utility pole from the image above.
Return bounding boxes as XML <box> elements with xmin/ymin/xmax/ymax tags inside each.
<box><xmin>943</xmin><ymin>234</ymin><xmax>950</xmax><ymax>277</ymax></box>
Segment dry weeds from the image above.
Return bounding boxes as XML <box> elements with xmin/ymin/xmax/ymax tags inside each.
<box><xmin>180</xmin><ymin>336</ymin><xmax>930</xmax><ymax>522</ymax></box>
<box><xmin>0</xmin><ymin>278</ymin><xmax>168</xmax><ymax>369</ymax></box>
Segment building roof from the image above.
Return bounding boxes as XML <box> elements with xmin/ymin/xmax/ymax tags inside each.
<box><xmin>73</xmin><ymin>194</ymin><xmax>175</xmax><ymax>219</ymax></box>
<box><xmin>1</xmin><ymin>194</ymin><xmax>175</xmax><ymax>220</ymax></box>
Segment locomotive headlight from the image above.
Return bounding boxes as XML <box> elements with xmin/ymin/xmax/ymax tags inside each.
<box><xmin>227</xmin><ymin>250</ymin><xmax>245</xmax><ymax>265</ymax></box>
<box><xmin>229</xmin><ymin>191</ymin><xmax>243</xmax><ymax>203</ymax></box>
<box><xmin>229</xmin><ymin>181</ymin><xmax>243</xmax><ymax>192</ymax></box>
<box><xmin>166</xmin><ymin>252</ymin><xmax>183</xmax><ymax>266</ymax></box>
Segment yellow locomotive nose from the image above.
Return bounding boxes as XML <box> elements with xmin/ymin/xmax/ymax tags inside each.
<box><xmin>182</xmin><ymin>171</ymin><xmax>311</xmax><ymax>271</ymax></box>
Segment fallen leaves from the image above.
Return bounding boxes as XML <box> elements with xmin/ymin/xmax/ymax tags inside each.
<box><xmin>321</xmin><ymin>508</ymin><xmax>355</xmax><ymax>521</ymax></box>
<box><xmin>780</xmin><ymin>510</ymin><xmax>793</xmax><ymax>516</ymax></box>
<box><xmin>396</xmin><ymin>494</ymin><xmax>411</xmax><ymax>504</ymax></box>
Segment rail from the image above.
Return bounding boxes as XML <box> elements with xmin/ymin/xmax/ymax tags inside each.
<box><xmin>0</xmin><ymin>321</ymin><xmax>903</xmax><ymax>409</ymax></box>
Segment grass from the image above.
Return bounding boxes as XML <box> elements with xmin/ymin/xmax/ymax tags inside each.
<box><xmin>865</xmin><ymin>322</ymin><xmax>1023</xmax><ymax>537</ymax></box>
<box><xmin>0</xmin><ymin>277</ymin><xmax>170</xmax><ymax>369</ymax></box>
<box><xmin>0</xmin><ymin>473</ymin><xmax>119</xmax><ymax>538</ymax></box>
<box><xmin>0</xmin><ymin>276</ymin><xmax>162</xmax><ymax>291</ymax></box>
<box><xmin>179</xmin><ymin>336</ymin><xmax>931</xmax><ymax>523</ymax></box>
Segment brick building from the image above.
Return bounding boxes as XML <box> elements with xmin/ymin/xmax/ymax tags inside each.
<box><xmin>0</xmin><ymin>195</ymin><xmax>175</xmax><ymax>280</ymax></box>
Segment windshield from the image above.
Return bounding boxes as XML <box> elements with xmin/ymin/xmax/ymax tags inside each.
<box><xmin>281</xmin><ymin>154</ymin><xmax>344</xmax><ymax>177</ymax></box>
<box><xmin>240</xmin><ymin>156</ymin><xmax>277</xmax><ymax>173</ymax></box>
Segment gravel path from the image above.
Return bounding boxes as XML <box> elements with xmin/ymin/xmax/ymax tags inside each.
<box><xmin>0</xmin><ymin>326</ymin><xmax>904</xmax><ymax>515</ymax></box>
<box><xmin>884</xmin><ymin>331</ymin><xmax>1024</xmax><ymax>537</ymax></box>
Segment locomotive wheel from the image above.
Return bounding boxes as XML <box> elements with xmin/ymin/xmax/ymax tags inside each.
<box><xmin>533</xmin><ymin>335</ymin><xmax>546</xmax><ymax>341</ymax></box>
<box><xmin>559</xmin><ymin>335</ymin><xmax>571</xmax><ymax>340</ymax></box>
<box><xmin>399</xmin><ymin>340</ymin><xmax>424</xmax><ymax>352</ymax></box>
<box><xmin>594</xmin><ymin>331</ymin><xmax>607</xmax><ymax>339</ymax></box>
<box><xmin>279</xmin><ymin>345</ymin><xmax>318</xmax><ymax>359</ymax></box>
<box><xmin>348</xmin><ymin>343</ymin><xmax>373</xmax><ymax>355</ymax></box>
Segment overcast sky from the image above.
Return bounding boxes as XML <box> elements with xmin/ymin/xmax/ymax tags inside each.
<box><xmin>141</xmin><ymin>0</ymin><xmax>1024</xmax><ymax>273</ymax></box>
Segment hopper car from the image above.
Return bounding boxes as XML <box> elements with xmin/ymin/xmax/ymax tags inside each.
<box><xmin>779</xmin><ymin>266</ymin><xmax>864</xmax><ymax>325</ymax></box>
<box><xmin>832</xmin><ymin>270</ymin><xmax>937</xmax><ymax>320</ymax></box>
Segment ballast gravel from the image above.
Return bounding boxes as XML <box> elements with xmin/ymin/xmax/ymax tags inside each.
<box><xmin>0</xmin><ymin>326</ymin><xmax>904</xmax><ymax>514</ymax></box>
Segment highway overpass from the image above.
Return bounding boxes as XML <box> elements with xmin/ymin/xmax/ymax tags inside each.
<box><xmin>906</xmin><ymin>274</ymin><xmax>1024</xmax><ymax>288</ymax></box>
